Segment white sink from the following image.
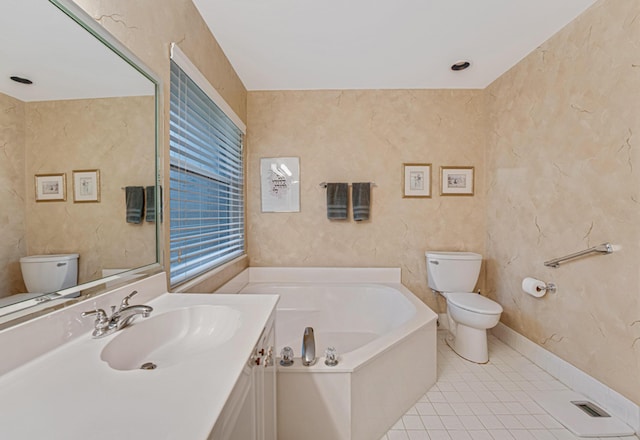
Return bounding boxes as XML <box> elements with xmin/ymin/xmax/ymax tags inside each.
<box><xmin>101</xmin><ymin>305</ymin><xmax>242</xmax><ymax>370</ymax></box>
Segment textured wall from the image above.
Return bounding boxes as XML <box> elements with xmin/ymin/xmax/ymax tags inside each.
<box><xmin>74</xmin><ymin>0</ymin><xmax>249</xmax><ymax>290</ymax></box>
<box><xmin>247</xmin><ymin>90</ymin><xmax>487</xmax><ymax>307</ymax></box>
<box><xmin>485</xmin><ymin>0</ymin><xmax>640</xmax><ymax>404</ymax></box>
<box><xmin>0</xmin><ymin>92</ymin><xmax>27</xmax><ymax>296</ymax></box>
<box><xmin>25</xmin><ymin>96</ymin><xmax>156</xmax><ymax>285</ymax></box>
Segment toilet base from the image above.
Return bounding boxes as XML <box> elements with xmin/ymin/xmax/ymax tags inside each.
<box><xmin>446</xmin><ymin>324</ymin><xmax>489</xmax><ymax>364</ymax></box>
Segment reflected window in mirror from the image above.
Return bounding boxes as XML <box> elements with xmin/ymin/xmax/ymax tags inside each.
<box><xmin>169</xmin><ymin>48</ymin><xmax>246</xmax><ymax>287</ymax></box>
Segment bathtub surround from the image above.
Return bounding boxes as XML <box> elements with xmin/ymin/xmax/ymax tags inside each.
<box><xmin>217</xmin><ymin>267</ymin><xmax>438</xmax><ymax>440</ymax></box>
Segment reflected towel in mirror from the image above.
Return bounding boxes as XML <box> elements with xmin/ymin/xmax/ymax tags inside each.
<box><xmin>125</xmin><ymin>186</ymin><xmax>144</xmax><ymax>224</ymax></box>
<box><xmin>145</xmin><ymin>186</ymin><xmax>155</xmax><ymax>223</ymax></box>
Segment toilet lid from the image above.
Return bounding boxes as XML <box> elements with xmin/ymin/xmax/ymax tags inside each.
<box><xmin>447</xmin><ymin>293</ymin><xmax>503</xmax><ymax>314</ymax></box>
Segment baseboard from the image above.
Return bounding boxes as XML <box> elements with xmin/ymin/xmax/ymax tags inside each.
<box><xmin>491</xmin><ymin>323</ymin><xmax>640</xmax><ymax>433</ymax></box>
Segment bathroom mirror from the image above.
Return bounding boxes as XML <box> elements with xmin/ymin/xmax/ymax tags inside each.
<box><xmin>0</xmin><ymin>0</ymin><xmax>162</xmax><ymax>324</ymax></box>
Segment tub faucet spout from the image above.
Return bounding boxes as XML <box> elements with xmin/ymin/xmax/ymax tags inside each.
<box><xmin>301</xmin><ymin>327</ymin><xmax>316</xmax><ymax>366</ymax></box>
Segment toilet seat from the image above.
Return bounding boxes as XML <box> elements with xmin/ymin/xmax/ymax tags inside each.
<box><xmin>447</xmin><ymin>293</ymin><xmax>502</xmax><ymax>315</ymax></box>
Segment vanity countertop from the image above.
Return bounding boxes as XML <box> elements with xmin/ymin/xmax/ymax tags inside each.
<box><xmin>0</xmin><ymin>292</ymin><xmax>278</xmax><ymax>440</ymax></box>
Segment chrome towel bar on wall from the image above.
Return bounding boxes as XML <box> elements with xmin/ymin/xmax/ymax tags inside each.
<box><xmin>544</xmin><ymin>242</ymin><xmax>613</xmax><ymax>268</ymax></box>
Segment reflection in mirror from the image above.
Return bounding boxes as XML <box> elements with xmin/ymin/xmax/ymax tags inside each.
<box><xmin>0</xmin><ymin>0</ymin><xmax>160</xmax><ymax>320</ymax></box>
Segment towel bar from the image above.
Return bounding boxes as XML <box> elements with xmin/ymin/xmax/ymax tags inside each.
<box><xmin>544</xmin><ymin>243</ymin><xmax>613</xmax><ymax>268</ymax></box>
<box><xmin>319</xmin><ymin>182</ymin><xmax>377</xmax><ymax>188</ymax></box>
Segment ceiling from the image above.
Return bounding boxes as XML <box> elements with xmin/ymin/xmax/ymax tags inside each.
<box><xmin>1</xmin><ymin>0</ymin><xmax>153</xmax><ymax>102</ymax></box>
<box><xmin>192</xmin><ymin>0</ymin><xmax>598</xmax><ymax>91</ymax></box>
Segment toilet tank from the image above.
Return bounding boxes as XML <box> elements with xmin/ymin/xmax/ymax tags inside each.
<box><xmin>19</xmin><ymin>254</ymin><xmax>79</xmax><ymax>293</ymax></box>
<box><xmin>426</xmin><ymin>251</ymin><xmax>482</xmax><ymax>293</ymax></box>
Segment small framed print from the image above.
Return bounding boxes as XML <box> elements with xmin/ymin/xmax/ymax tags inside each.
<box><xmin>440</xmin><ymin>166</ymin><xmax>474</xmax><ymax>196</ymax></box>
<box><xmin>35</xmin><ymin>173</ymin><xmax>66</xmax><ymax>202</ymax></box>
<box><xmin>403</xmin><ymin>163</ymin><xmax>431</xmax><ymax>198</ymax></box>
<box><xmin>73</xmin><ymin>169</ymin><xmax>100</xmax><ymax>203</ymax></box>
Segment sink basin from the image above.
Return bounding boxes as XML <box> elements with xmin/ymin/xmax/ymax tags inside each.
<box><xmin>101</xmin><ymin>305</ymin><xmax>242</xmax><ymax>371</ymax></box>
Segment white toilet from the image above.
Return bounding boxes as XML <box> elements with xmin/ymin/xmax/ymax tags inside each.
<box><xmin>19</xmin><ymin>253</ymin><xmax>79</xmax><ymax>293</ymax></box>
<box><xmin>426</xmin><ymin>251</ymin><xmax>503</xmax><ymax>363</ymax></box>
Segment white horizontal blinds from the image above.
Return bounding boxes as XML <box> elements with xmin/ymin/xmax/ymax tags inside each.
<box><xmin>169</xmin><ymin>60</ymin><xmax>244</xmax><ymax>286</ymax></box>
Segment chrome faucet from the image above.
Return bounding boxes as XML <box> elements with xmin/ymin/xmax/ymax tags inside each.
<box><xmin>82</xmin><ymin>290</ymin><xmax>153</xmax><ymax>338</ymax></box>
<box><xmin>301</xmin><ymin>327</ymin><xmax>316</xmax><ymax>366</ymax></box>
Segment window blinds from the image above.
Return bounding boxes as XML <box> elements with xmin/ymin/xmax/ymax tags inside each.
<box><xmin>169</xmin><ymin>60</ymin><xmax>244</xmax><ymax>286</ymax></box>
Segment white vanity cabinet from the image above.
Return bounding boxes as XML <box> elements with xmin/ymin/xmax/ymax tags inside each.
<box><xmin>210</xmin><ymin>311</ymin><xmax>276</xmax><ymax>440</ymax></box>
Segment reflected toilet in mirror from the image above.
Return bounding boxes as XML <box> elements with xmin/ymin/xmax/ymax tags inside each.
<box><xmin>0</xmin><ymin>254</ymin><xmax>79</xmax><ymax>308</ymax></box>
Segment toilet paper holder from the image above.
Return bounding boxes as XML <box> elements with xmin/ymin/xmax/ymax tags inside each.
<box><xmin>522</xmin><ymin>277</ymin><xmax>557</xmax><ymax>297</ymax></box>
<box><xmin>538</xmin><ymin>282</ymin><xmax>557</xmax><ymax>294</ymax></box>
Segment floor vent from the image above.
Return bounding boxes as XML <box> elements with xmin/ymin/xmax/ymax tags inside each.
<box><xmin>572</xmin><ymin>401</ymin><xmax>610</xmax><ymax>418</ymax></box>
<box><xmin>532</xmin><ymin>390</ymin><xmax>634</xmax><ymax>437</ymax></box>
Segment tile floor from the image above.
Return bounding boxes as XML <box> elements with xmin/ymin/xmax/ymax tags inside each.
<box><xmin>382</xmin><ymin>332</ymin><xmax>638</xmax><ymax>440</ymax></box>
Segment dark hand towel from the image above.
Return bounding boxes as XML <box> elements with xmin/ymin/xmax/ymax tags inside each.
<box><xmin>326</xmin><ymin>183</ymin><xmax>348</xmax><ymax>220</ymax></box>
<box><xmin>125</xmin><ymin>186</ymin><xmax>144</xmax><ymax>224</ymax></box>
<box><xmin>145</xmin><ymin>186</ymin><xmax>155</xmax><ymax>223</ymax></box>
<box><xmin>352</xmin><ymin>182</ymin><xmax>371</xmax><ymax>222</ymax></box>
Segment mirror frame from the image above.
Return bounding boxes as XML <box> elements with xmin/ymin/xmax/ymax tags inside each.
<box><xmin>0</xmin><ymin>0</ymin><xmax>164</xmax><ymax>330</ymax></box>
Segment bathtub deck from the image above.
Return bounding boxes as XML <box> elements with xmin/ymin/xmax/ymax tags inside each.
<box><xmin>383</xmin><ymin>332</ymin><xmax>638</xmax><ymax>440</ymax></box>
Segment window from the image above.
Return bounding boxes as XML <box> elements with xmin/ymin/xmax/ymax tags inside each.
<box><xmin>169</xmin><ymin>49</ymin><xmax>245</xmax><ymax>287</ymax></box>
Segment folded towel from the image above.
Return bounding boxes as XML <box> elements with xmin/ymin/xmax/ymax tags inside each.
<box><xmin>352</xmin><ymin>182</ymin><xmax>371</xmax><ymax>222</ymax></box>
<box><xmin>125</xmin><ymin>186</ymin><xmax>144</xmax><ymax>224</ymax></box>
<box><xmin>326</xmin><ymin>183</ymin><xmax>348</xmax><ymax>220</ymax></box>
<box><xmin>145</xmin><ymin>186</ymin><xmax>155</xmax><ymax>223</ymax></box>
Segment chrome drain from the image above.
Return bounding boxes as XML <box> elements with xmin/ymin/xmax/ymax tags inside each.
<box><xmin>140</xmin><ymin>362</ymin><xmax>157</xmax><ymax>370</ymax></box>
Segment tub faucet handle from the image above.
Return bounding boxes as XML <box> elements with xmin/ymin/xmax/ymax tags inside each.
<box><xmin>301</xmin><ymin>327</ymin><xmax>316</xmax><ymax>366</ymax></box>
<box><xmin>324</xmin><ymin>346</ymin><xmax>339</xmax><ymax>367</ymax></box>
<box><xmin>280</xmin><ymin>346</ymin><xmax>294</xmax><ymax>366</ymax></box>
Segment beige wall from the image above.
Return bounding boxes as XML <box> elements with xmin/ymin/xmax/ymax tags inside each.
<box><xmin>247</xmin><ymin>90</ymin><xmax>487</xmax><ymax>306</ymax></box>
<box><xmin>0</xmin><ymin>92</ymin><xmax>27</xmax><ymax>295</ymax></box>
<box><xmin>485</xmin><ymin>0</ymin><xmax>640</xmax><ymax>405</ymax></box>
<box><xmin>73</xmin><ymin>0</ymin><xmax>250</xmax><ymax>290</ymax></box>
<box><xmin>25</xmin><ymin>96</ymin><xmax>156</xmax><ymax>285</ymax></box>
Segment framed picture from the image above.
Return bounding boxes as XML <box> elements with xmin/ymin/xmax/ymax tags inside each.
<box><xmin>403</xmin><ymin>163</ymin><xmax>431</xmax><ymax>198</ymax></box>
<box><xmin>440</xmin><ymin>166</ymin><xmax>474</xmax><ymax>196</ymax></box>
<box><xmin>35</xmin><ymin>173</ymin><xmax>66</xmax><ymax>202</ymax></box>
<box><xmin>73</xmin><ymin>169</ymin><xmax>100</xmax><ymax>203</ymax></box>
<box><xmin>260</xmin><ymin>157</ymin><xmax>300</xmax><ymax>212</ymax></box>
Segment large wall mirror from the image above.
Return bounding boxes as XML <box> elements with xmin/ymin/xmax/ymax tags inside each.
<box><xmin>0</xmin><ymin>0</ymin><xmax>161</xmax><ymax>325</ymax></box>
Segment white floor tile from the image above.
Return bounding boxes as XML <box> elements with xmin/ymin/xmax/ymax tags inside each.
<box><xmin>427</xmin><ymin>431</ymin><xmax>452</xmax><ymax>440</ymax></box>
<box><xmin>403</xmin><ymin>415</ymin><xmax>425</xmax><ymax>430</ymax></box>
<box><xmin>384</xmin><ymin>334</ymin><xmax>639</xmax><ymax>440</ymax></box>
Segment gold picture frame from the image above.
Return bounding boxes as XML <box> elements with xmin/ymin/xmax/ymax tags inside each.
<box><xmin>35</xmin><ymin>173</ymin><xmax>66</xmax><ymax>202</ymax></box>
<box><xmin>73</xmin><ymin>169</ymin><xmax>101</xmax><ymax>203</ymax></box>
<box><xmin>440</xmin><ymin>166</ymin><xmax>474</xmax><ymax>196</ymax></box>
<box><xmin>403</xmin><ymin>163</ymin><xmax>431</xmax><ymax>198</ymax></box>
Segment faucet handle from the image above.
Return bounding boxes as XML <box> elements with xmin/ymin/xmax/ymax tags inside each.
<box><xmin>82</xmin><ymin>308</ymin><xmax>107</xmax><ymax>320</ymax></box>
<box><xmin>120</xmin><ymin>290</ymin><xmax>138</xmax><ymax>309</ymax></box>
<box><xmin>81</xmin><ymin>309</ymin><xmax>109</xmax><ymax>327</ymax></box>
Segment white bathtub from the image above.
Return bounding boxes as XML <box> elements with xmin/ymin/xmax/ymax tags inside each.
<box><xmin>218</xmin><ymin>267</ymin><xmax>438</xmax><ymax>440</ymax></box>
